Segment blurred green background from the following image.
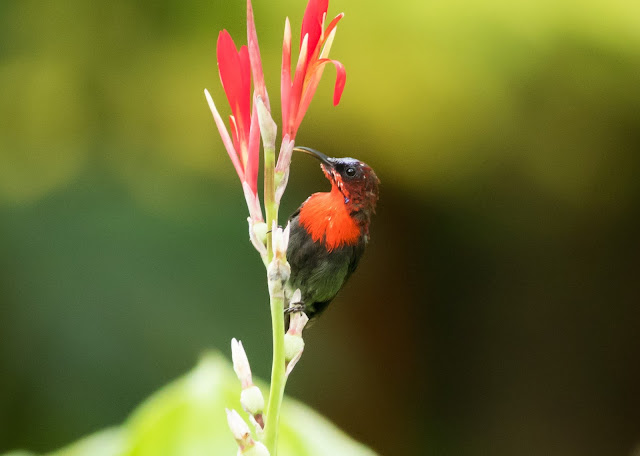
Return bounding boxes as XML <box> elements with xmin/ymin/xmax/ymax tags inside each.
<box><xmin>2</xmin><ymin>0</ymin><xmax>640</xmax><ymax>454</ymax></box>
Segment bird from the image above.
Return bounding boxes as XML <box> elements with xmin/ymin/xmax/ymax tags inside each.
<box><xmin>285</xmin><ymin>147</ymin><xmax>380</xmax><ymax>323</ymax></box>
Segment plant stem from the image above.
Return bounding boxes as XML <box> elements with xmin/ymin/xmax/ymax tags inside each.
<box><xmin>264</xmin><ymin>275</ymin><xmax>286</xmax><ymax>453</ymax></box>
<box><xmin>264</xmin><ymin>147</ymin><xmax>277</xmax><ymax>263</ymax></box>
<box><xmin>263</xmin><ymin>139</ymin><xmax>286</xmax><ymax>454</ymax></box>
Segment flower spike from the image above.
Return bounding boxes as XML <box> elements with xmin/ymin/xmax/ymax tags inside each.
<box><xmin>205</xmin><ymin>0</ymin><xmax>277</xmax><ymax>222</ymax></box>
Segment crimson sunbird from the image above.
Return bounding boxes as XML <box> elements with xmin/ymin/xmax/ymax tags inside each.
<box><xmin>285</xmin><ymin>147</ymin><xmax>380</xmax><ymax>322</ymax></box>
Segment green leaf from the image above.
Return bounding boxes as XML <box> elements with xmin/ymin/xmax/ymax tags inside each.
<box><xmin>5</xmin><ymin>352</ymin><xmax>377</xmax><ymax>456</ymax></box>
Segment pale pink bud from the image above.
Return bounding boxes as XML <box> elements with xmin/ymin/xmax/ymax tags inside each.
<box><xmin>231</xmin><ymin>338</ymin><xmax>253</xmax><ymax>389</ymax></box>
<box><xmin>289</xmin><ymin>288</ymin><xmax>302</xmax><ymax>306</ymax></box>
<box><xmin>287</xmin><ymin>310</ymin><xmax>309</xmax><ymax>337</ymax></box>
<box><xmin>226</xmin><ymin>408</ymin><xmax>252</xmax><ymax>449</ymax></box>
<box><xmin>275</xmin><ymin>136</ymin><xmax>294</xmax><ymax>205</ymax></box>
<box><xmin>271</xmin><ymin>222</ymin><xmax>290</xmax><ymax>261</ymax></box>
<box><xmin>242</xmin><ymin>181</ymin><xmax>263</xmax><ymax>222</ymax></box>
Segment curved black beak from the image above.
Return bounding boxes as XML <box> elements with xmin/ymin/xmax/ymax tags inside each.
<box><xmin>293</xmin><ymin>147</ymin><xmax>334</xmax><ymax>168</ymax></box>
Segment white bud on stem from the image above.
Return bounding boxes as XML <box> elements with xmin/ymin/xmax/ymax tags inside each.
<box><xmin>226</xmin><ymin>408</ymin><xmax>252</xmax><ymax>449</ymax></box>
<box><xmin>248</xmin><ymin>218</ymin><xmax>268</xmax><ymax>257</ymax></box>
<box><xmin>271</xmin><ymin>222</ymin><xmax>290</xmax><ymax>261</ymax></box>
<box><xmin>283</xmin><ymin>295</ymin><xmax>308</xmax><ymax>376</ymax></box>
<box><xmin>242</xmin><ymin>441</ymin><xmax>270</xmax><ymax>456</ymax></box>
<box><xmin>284</xmin><ymin>333</ymin><xmax>305</xmax><ymax>362</ymax></box>
<box><xmin>240</xmin><ymin>385</ymin><xmax>265</xmax><ymax>416</ymax></box>
<box><xmin>231</xmin><ymin>338</ymin><xmax>253</xmax><ymax>389</ymax></box>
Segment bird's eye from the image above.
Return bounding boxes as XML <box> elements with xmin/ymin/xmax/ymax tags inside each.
<box><xmin>345</xmin><ymin>167</ymin><xmax>356</xmax><ymax>177</ymax></box>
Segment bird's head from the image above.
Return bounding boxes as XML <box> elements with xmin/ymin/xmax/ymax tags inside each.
<box><xmin>294</xmin><ymin>147</ymin><xmax>380</xmax><ymax>218</ymax></box>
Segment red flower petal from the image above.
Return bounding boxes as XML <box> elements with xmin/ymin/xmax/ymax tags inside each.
<box><xmin>319</xmin><ymin>13</ymin><xmax>343</xmax><ymax>52</ymax></box>
<box><xmin>288</xmin><ymin>33</ymin><xmax>309</xmax><ymax>139</ymax></box>
<box><xmin>294</xmin><ymin>58</ymin><xmax>345</xmax><ymax>130</ymax></box>
<box><xmin>217</xmin><ymin>30</ymin><xmax>252</xmax><ymax>151</ymax></box>
<box><xmin>301</xmin><ymin>0</ymin><xmax>328</xmax><ymax>56</ymax></box>
<box><xmin>281</xmin><ymin>18</ymin><xmax>292</xmax><ymax>137</ymax></box>
<box><xmin>328</xmin><ymin>58</ymin><xmax>346</xmax><ymax>105</ymax></box>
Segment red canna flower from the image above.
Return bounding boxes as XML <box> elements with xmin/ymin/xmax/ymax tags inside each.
<box><xmin>205</xmin><ymin>0</ymin><xmax>270</xmax><ymax>222</ymax></box>
<box><xmin>281</xmin><ymin>0</ymin><xmax>346</xmax><ymax>140</ymax></box>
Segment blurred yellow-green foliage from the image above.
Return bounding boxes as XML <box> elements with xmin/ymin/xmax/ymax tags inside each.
<box><xmin>1</xmin><ymin>0</ymin><xmax>640</xmax><ymax>455</ymax></box>
<box><xmin>2</xmin><ymin>354</ymin><xmax>377</xmax><ymax>456</ymax></box>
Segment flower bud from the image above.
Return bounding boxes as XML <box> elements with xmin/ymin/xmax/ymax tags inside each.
<box><xmin>231</xmin><ymin>338</ymin><xmax>253</xmax><ymax>389</ymax></box>
<box><xmin>248</xmin><ymin>218</ymin><xmax>267</xmax><ymax>257</ymax></box>
<box><xmin>284</xmin><ymin>333</ymin><xmax>305</xmax><ymax>363</ymax></box>
<box><xmin>242</xmin><ymin>441</ymin><xmax>270</xmax><ymax>456</ymax></box>
<box><xmin>287</xmin><ymin>307</ymin><xmax>308</xmax><ymax>337</ymax></box>
<box><xmin>256</xmin><ymin>96</ymin><xmax>277</xmax><ymax>150</ymax></box>
<box><xmin>289</xmin><ymin>288</ymin><xmax>302</xmax><ymax>305</ymax></box>
<box><xmin>240</xmin><ymin>385</ymin><xmax>265</xmax><ymax>416</ymax></box>
<box><xmin>226</xmin><ymin>408</ymin><xmax>252</xmax><ymax>448</ymax></box>
<box><xmin>275</xmin><ymin>136</ymin><xmax>294</xmax><ymax>204</ymax></box>
<box><xmin>271</xmin><ymin>222</ymin><xmax>290</xmax><ymax>261</ymax></box>
<box><xmin>285</xmin><ymin>347</ymin><xmax>303</xmax><ymax>377</ymax></box>
<box><xmin>242</xmin><ymin>182</ymin><xmax>264</xmax><ymax>222</ymax></box>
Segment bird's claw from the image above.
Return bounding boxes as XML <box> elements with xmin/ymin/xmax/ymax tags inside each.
<box><xmin>284</xmin><ymin>303</ymin><xmax>305</xmax><ymax>315</ymax></box>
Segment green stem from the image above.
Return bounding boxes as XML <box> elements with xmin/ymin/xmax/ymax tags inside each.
<box><xmin>264</xmin><ymin>148</ymin><xmax>277</xmax><ymax>263</ymax></box>
<box><xmin>264</xmin><ymin>278</ymin><xmax>286</xmax><ymax>453</ymax></box>
<box><xmin>262</xmin><ymin>139</ymin><xmax>286</xmax><ymax>454</ymax></box>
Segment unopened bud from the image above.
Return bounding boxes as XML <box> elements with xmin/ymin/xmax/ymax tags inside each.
<box><xmin>271</xmin><ymin>222</ymin><xmax>290</xmax><ymax>261</ymax></box>
<box><xmin>243</xmin><ymin>182</ymin><xmax>263</xmax><ymax>222</ymax></box>
<box><xmin>231</xmin><ymin>339</ymin><xmax>253</xmax><ymax>389</ymax></box>
<box><xmin>242</xmin><ymin>441</ymin><xmax>270</xmax><ymax>456</ymax></box>
<box><xmin>275</xmin><ymin>137</ymin><xmax>294</xmax><ymax>204</ymax></box>
<box><xmin>248</xmin><ymin>219</ymin><xmax>267</xmax><ymax>257</ymax></box>
<box><xmin>289</xmin><ymin>288</ymin><xmax>302</xmax><ymax>305</ymax></box>
<box><xmin>240</xmin><ymin>385</ymin><xmax>264</xmax><ymax>416</ymax></box>
<box><xmin>284</xmin><ymin>333</ymin><xmax>305</xmax><ymax>363</ymax></box>
<box><xmin>256</xmin><ymin>96</ymin><xmax>277</xmax><ymax>149</ymax></box>
<box><xmin>226</xmin><ymin>408</ymin><xmax>252</xmax><ymax>449</ymax></box>
<box><xmin>285</xmin><ymin>347</ymin><xmax>304</xmax><ymax>377</ymax></box>
<box><xmin>287</xmin><ymin>309</ymin><xmax>309</xmax><ymax>337</ymax></box>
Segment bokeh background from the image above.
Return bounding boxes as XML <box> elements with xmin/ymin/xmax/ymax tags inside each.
<box><xmin>2</xmin><ymin>0</ymin><xmax>640</xmax><ymax>454</ymax></box>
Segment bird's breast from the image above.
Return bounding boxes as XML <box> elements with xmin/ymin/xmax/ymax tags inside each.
<box><xmin>298</xmin><ymin>190</ymin><xmax>361</xmax><ymax>251</ymax></box>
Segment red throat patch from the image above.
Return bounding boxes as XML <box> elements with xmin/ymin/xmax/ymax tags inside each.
<box><xmin>298</xmin><ymin>186</ymin><xmax>361</xmax><ymax>251</ymax></box>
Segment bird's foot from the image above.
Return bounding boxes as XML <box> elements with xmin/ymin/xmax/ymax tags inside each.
<box><xmin>284</xmin><ymin>303</ymin><xmax>305</xmax><ymax>315</ymax></box>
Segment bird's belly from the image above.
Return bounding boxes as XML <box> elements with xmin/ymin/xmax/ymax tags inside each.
<box><xmin>289</xmin><ymin>257</ymin><xmax>350</xmax><ymax>305</ymax></box>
